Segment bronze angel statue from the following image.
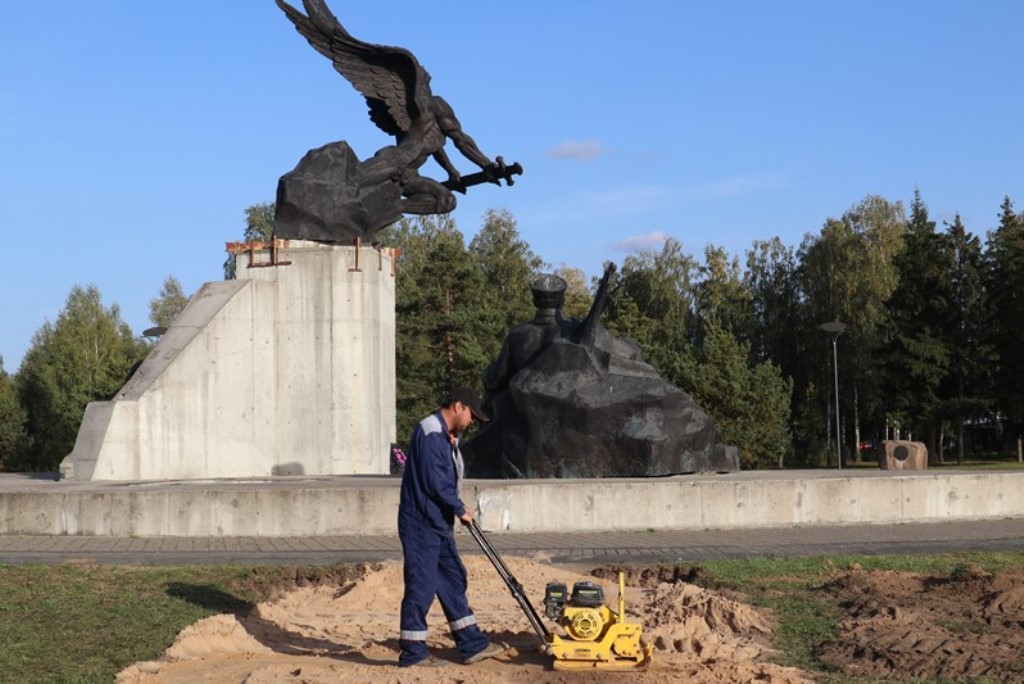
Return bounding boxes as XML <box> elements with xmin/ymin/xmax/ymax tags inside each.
<box><xmin>273</xmin><ymin>0</ymin><xmax>522</xmax><ymax>242</ymax></box>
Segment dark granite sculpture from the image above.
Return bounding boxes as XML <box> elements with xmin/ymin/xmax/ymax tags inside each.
<box><xmin>463</xmin><ymin>265</ymin><xmax>740</xmax><ymax>478</ymax></box>
<box><xmin>274</xmin><ymin>0</ymin><xmax>521</xmax><ymax>242</ymax></box>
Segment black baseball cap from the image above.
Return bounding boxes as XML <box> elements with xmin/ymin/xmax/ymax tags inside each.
<box><xmin>449</xmin><ymin>386</ymin><xmax>490</xmax><ymax>422</ymax></box>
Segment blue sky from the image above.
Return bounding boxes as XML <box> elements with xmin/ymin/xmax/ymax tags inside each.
<box><xmin>2</xmin><ymin>1</ymin><xmax>1022</xmax><ymax>371</ymax></box>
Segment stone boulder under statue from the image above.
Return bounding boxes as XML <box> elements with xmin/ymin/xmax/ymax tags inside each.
<box><xmin>274</xmin><ymin>141</ymin><xmax>403</xmax><ymax>243</ymax></box>
<box><xmin>463</xmin><ymin>271</ymin><xmax>739</xmax><ymax>478</ymax></box>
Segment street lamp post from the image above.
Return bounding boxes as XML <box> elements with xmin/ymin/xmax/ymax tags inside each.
<box><xmin>819</xmin><ymin>321</ymin><xmax>847</xmax><ymax>469</ymax></box>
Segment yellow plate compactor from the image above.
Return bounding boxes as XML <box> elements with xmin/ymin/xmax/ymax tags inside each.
<box><xmin>468</xmin><ymin>519</ymin><xmax>653</xmax><ymax>670</ymax></box>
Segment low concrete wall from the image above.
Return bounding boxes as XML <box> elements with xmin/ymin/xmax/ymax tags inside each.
<box><xmin>471</xmin><ymin>470</ymin><xmax>1024</xmax><ymax>532</ymax></box>
<box><xmin>60</xmin><ymin>242</ymin><xmax>396</xmax><ymax>481</ymax></box>
<box><xmin>2</xmin><ymin>470</ymin><xmax>1023</xmax><ymax>537</ymax></box>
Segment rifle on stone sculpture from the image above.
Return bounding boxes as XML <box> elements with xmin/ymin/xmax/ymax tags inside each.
<box><xmin>574</xmin><ymin>262</ymin><xmax>619</xmax><ymax>351</ymax></box>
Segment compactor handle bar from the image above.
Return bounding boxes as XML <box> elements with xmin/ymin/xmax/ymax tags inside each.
<box><xmin>466</xmin><ymin>518</ymin><xmax>551</xmax><ymax>648</ymax></box>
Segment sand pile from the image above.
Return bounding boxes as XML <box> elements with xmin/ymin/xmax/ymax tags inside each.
<box><xmin>117</xmin><ymin>556</ymin><xmax>812</xmax><ymax>683</ymax></box>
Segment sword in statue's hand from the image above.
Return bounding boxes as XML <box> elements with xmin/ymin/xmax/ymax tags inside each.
<box><xmin>444</xmin><ymin>157</ymin><xmax>523</xmax><ymax>194</ymax></box>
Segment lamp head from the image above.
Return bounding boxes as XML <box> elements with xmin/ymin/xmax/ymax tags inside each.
<box><xmin>819</xmin><ymin>321</ymin><xmax>847</xmax><ymax>335</ymax></box>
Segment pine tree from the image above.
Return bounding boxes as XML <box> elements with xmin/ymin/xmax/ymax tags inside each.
<box><xmin>382</xmin><ymin>216</ymin><xmax>490</xmax><ymax>439</ymax></box>
<box><xmin>680</xmin><ymin>318</ymin><xmax>792</xmax><ymax>468</ymax></box>
<box><xmin>936</xmin><ymin>214</ymin><xmax>990</xmax><ymax>463</ymax></box>
<box><xmin>880</xmin><ymin>189</ymin><xmax>949</xmax><ymax>456</ymax></box>
<box><xmin>468</xmin><ymin>209</ymin><xmax>546</xmax><ymax>362</ymax></box>
<box><xmin>605</xmin><ymin>238</ymin><xmax>696</xmax><ymax>386</ymax></box>
<box><xmin>693</xmin><ymin>245</ymin><xmax>752</xmax><ymax>346</ymax></box>
<box><xmin>743</xmin><ymin>237</ymin><xmax>808</xmax><ymax>461</ymax></box>
<box><xmin>744</xmin><ymin>237</ymin><xmax>801</xmax><ymax>367</ymax></box>
<box><xmin>984</xmin><ymin>196</ymin><xmax>1024</xmax><ymax>458</ymax></box>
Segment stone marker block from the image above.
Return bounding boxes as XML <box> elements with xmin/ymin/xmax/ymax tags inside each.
<box><xmin>879</xmin><ymin>440</ymin><xmax>928</xmax><ymax>470</ymax></box>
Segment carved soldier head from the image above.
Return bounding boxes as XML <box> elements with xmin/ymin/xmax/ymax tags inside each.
<box><xmin>530</xmin><ymin>274</ymin><xmax>567</xmax><ymax>311</ymax></box>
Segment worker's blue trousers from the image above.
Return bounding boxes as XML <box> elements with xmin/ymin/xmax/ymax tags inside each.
<box><xmin>398</xmin><ymin>522</ymin><xmax>489</xmax><ymax>666</ymax></box>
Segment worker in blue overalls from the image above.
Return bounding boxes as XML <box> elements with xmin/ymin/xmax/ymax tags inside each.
<box><xmin>397</xmin><ymin>386</ymin><xmax>510</xmax><ymax>667</ymax></box>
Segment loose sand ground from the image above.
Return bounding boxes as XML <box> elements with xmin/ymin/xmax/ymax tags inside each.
<box><xmin>117</xmin><ymin>555</ymin><xmax>813</xmax><ymax>683</ymax></box>
<box><xmin>816</xmin><ymin>563</ymin><xmax>1024</xmax><ymax>681</ymax></box>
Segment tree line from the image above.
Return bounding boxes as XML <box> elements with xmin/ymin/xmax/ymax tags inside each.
<box><xmin>2</xmin><ymin>191</ymin><xmax>1022</xmax><ymax>472</ymax></box>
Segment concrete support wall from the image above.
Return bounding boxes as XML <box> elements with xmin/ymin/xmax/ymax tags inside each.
<box><xmin>469</xmin><ymin>471</ymin><xmax>1024</xmax><ymax>533</ymax></box>
<box><xmin>60</xmin><ymin>242</ymin><xmax>396</xmax><ymax>481</ymax></box>
<box><xmin>7</xmin><ymin>471</ymin><xmax>1024</xmax><ymax>536</ymax></box>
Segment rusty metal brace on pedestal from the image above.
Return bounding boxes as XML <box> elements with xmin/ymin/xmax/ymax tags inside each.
<box><xmin>224</xmin><ymin>239</ymin><xmax>293</xmax><ymax>269</ymax></box>
<box><xmin>349</xmin><ymin>237</ymin><xmax>363</xmax><ymax>272</ymax></box>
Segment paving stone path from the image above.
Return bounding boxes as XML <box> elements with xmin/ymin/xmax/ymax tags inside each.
<box><xmin>1</xmin><ymin>518</ymin><xmax>1021</xmax><ymax>565</ymax></box>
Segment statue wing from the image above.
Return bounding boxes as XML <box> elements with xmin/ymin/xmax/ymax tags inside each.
<box><xmin>275</xmin><ymin>0</ymin><xmax>430</xmax><ymax>136</ymax></box>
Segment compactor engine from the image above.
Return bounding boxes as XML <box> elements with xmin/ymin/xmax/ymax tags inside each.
<box><xmin>542</xmin><ymin>573</ymin><xmax>653</xmax><ymax>670</ymax></box>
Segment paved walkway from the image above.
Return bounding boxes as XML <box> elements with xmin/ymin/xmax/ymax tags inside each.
<box><xmin>1</xmin><ymin>518</ymin><xmax>1021</xmax><ymax>566</ymax></box>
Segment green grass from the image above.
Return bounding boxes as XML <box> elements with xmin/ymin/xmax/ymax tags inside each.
<box><xmin>3</xmin><ymin>553</ymin><xmax>1024</xmax><ymax>682</ymax></box>
<box><xmin>0</xmin><ymin>563</ymin><xmax>362</xmax><ymax>683</ymax></box>
<box><xmin>942</xmin><ymin>459</ymin><xmax>1024</xmax><ymax>470</ymax></box>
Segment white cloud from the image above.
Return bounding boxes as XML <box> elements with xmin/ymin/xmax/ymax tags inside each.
<box><xmin>611</xmin><ymin>230</ymin><xmax>671</xmax><ymax>253</ymax></box>
<box><xmin>547</xmin><ymin>138</ymin><xmax>604</xmax><ymax>161</ymax></box>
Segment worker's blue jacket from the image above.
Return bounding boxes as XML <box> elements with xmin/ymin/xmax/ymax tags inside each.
<box><xmin>398</xmin><ymin>411</ymin><xmax>466</xmax><ymax>536</ymax></box>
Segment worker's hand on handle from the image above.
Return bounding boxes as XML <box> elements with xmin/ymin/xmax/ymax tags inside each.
<box><xmin>459</xmin><ymin>506</ymin><xmax>474</xmax><ymax>525</ymax></box>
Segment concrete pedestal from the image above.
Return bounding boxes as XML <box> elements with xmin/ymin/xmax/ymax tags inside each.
<box><xmin>60</xmin><ymin>241</ymin><xmax>396</xmax><ymax>481</ymax></box>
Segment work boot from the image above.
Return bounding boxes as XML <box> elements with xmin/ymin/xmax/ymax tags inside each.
<box><xmin>410</xmin><ymin>655</ymin><xmax>449</xmax><ymax>667</ymax></box>
<box><xmin>464</xmin><ymin>641</ymin><xmax>509</xmax><ymax>664</ymax></box>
